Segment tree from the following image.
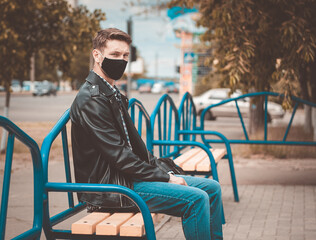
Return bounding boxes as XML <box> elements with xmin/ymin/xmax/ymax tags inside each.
<box><xmin>67</xmin><ymin>50</ymin><xmax>92</xmax><ymax>90</ymax></box>
<box><xmin>35</xmin><ymin>50</ymin><xmax>59</xmax><ymax>83</ymax></box>
<box><xmin>169</xmin><ymin>0</ymin><xmax>316</xmax><ymax>134</ymax></box>
<box><xmin>0</xmin><ymin>0</ymin><xmax>105</xmax><ymax>106</ymax></box>
<box><xmin>0</xmin><ymin>0</ymin><xmax>105</xmax><ymax>151</ymax></box>
<box><xmin>272</xmin><ymin>1</ymin><xmax>316</xmax><ymax>135</ymax></box>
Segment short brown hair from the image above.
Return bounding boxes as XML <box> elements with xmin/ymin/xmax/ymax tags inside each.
<box><xmin>92</xmin><ymin>28</ymin><xmax>132</xmax><ymax>50</ymax></box>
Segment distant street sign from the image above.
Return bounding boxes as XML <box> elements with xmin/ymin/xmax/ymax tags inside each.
<box><xmin>184</xmin><ymin>52</ymin><xmax>195</xmax><ymax>63</ymax></box>
<box><xmin>167</xmin><ymin>7</ymin><xmax>197</xmax><ymax>20</ymax></box>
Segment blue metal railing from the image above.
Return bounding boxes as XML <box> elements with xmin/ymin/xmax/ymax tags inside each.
<box><xmin>128</xmin><ymin>98</ymin><xmax>152</xmax><ymax>148</ymax></box>
<box><xmin>129</xmin><ymin>96</ymin><xmax>221</xmax><ymax>182</ymax></box>
<box><xmin>150</xmin><ymin>94</ymin><xmax>180</xmax><ymax>158</ymax></box>
<box><xmin>196</xmin><ymin>91</ymin><xmax>316</xmax><ymax>146</ymax></box>
<box><xmin>149</xmin><ymin>94</ymin><xmax>221</xmax><ymax>181</ymax></box>
<box><xmin>0</xmin><ymin>116</ymin><xmax>43</xmax><ymax>240</ymax></box>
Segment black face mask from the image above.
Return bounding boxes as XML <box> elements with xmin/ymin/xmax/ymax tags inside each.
<box><xmin>99</xmin><ymin>53</ymin><xmax>128</xmax><ymax>80</ymax></box>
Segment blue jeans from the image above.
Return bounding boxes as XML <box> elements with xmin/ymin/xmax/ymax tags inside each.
<box><xmin>133</xmin><ymin>175</ymin><xmax>223</xmax><ymax>240</ymax></box>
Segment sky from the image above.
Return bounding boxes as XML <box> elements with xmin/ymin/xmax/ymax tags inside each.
<box><xmin>79</xmin><ymin>0</ymin><xmax>182</xmax><ymax>79</ymax></box>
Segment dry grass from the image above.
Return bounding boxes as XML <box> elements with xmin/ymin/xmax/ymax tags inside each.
<box><xmin>233</xmin><ymin>125</ymin><xmax>316</xmax><ymax>159</ymax></box>
<box><xmin>0</xmin><ymin>122</ymin><xmax>72</xmax><ymax>168</ymax></box>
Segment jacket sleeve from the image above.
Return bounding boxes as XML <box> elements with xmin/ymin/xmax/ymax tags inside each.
<box><xmin>79</xmin><ymin>97</ymin><xmax>170</xmax><ymax>182</ymax></box>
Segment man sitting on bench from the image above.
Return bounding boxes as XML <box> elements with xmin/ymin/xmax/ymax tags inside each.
<box><xmin>70</xmin><ymin>28</ymin><xmax>223</xmax><ymax>240</ymax></box>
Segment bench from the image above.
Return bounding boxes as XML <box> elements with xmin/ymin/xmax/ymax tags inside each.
<box><xmin>0</xmin><ymin>116</ymin><xmax>43</xmax><ymax>240</ymax></box>
<box><xmin>66</xmin><ymin>95</ymin><xmax>227</xmax><ymax>238</ymax></box>
<box><xmin>0</xmin><ymin>95</ymin><xmax>234</xmax><ymax>240</ymax></box>
<box><xmin>177</xmin><ymin>91</ymin><xmax>316</xmax><ymax>201</ymax></box>
<box><xmin>174</xmin><ymin>148</ymin><xmax>226</xmax><ymax>172</ymax></box>
<box><xmin>40</xmin><ymin>109</ymin><xmax>157</xmax><ymax>239</ymax></box>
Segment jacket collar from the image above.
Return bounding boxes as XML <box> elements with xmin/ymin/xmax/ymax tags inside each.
<box><xmin>86</xmin><ymin>70</ymin><xmax>114</xmax><ymax>97</ymax></box>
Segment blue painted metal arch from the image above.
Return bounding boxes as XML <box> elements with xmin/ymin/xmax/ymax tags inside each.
<box><xmin>198</xmin><ymin>91</ymin><xmax>316</xmax><ymax>146</ymax></box>
<box><xmin>0</xmin><ymin>116</ymin><xmax>43</xmax><ymax>240</ymax></box>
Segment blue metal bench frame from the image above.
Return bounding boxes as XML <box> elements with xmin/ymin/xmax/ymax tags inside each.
<box><xmin>195</xmin><ymin>91</ymin><xmax>316</xmax><ymax>146</ymax></box>
<box><xmin>129</xmin><ymin>96</ymin><xmax>220</xmax><ymax>183</ymax></box>
<box><xmin>0</xmin><ymin>116</ymin><xmax>43</xmax><ymax>240</ymax></box>
<box><xmin>129</xmin><ymin>96</ymin><xmax>226</xmax><ymax>223</ymax></box>
<box><xmin>178</xmin><ymin>92</ymin><xmax>239</xmax><ymax>202</ymax></box>
<box><xmin>149</xmin><ymin>94</ymin><xmax>239</xmax><ymax>203</ymax></box>
<box><xmin>129</xmin><ymin>98</ymin><xmax>152</xmax><ymax>146</ymax></box>
<box><xmin>40</xmin><ymin>109</ymin><xmax>157</xmax><ymax>240</ymax></box>
<box><xmin>178</xmin><ymin>91</ymin><xmax>316</xmax><ymax>202</ymax></box>
<box><xmin>149</xmin><ymin>94</ymin><xmax>219</xmax><ymax>179</ymax></box>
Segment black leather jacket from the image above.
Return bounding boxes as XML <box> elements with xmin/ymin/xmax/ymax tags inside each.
<box><xmin>70</xmin><ymin>71</ymin><xmax>169</xmax><ymax>210</ymax></box>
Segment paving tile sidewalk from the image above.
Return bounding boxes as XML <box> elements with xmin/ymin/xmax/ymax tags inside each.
<box><xmin>155</xmin><ymin>157</ymin><xmax>316</xmax><ymax>240</ymax></box>
<box><xmin>1</xmin><ymin>157</ymin><xmax>316</xmax><ymax>239</ymax></box>
<box><xmin>156</xmin><ymin>185</ymin><xmax>316</xmax><ymax>240</ymax></box>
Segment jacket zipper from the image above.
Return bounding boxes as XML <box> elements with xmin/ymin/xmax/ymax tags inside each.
<box><xmin>117</xmin><ymin>177</ymin><xmax>124</xmax><ymax>207</ymax></box>
<box><xmin>147</xmin><ymin>150</ymin><xmax>151</xmax><ymax>163</ymax></box>
<box><xmin>100</xmin><ymin>92</ymin><xmax>134</xmax><ymax>207</ymax></box>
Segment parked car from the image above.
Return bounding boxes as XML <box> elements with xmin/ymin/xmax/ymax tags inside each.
<box><xmin>193</xmin><ymin>88</ymin><xmax>285</xmax><ymax>121</ymax></box>
<box><xmin>138</xmin><ymin>83</ymin><xmax>152</xmax><ymax>93</ymax></box>
<box><xmin>166</xmin><ymin>83</ymin><xmax>179</xmax><ymax>93</ymax></box>
<box><xmin>22</xmin><ymin>81</ymin><xmax>32</xmax><ymax>91</ymax></box>
<box><xmin>32</xmin><ymin>80</ymin><xmax>57</xmax><ymax>96</ymax></box>
<box><xmin>11</xmin><ymin>83</ymin><xmax>22</xmax><ymax>92</ymax></box>
<box><xmin>151</xmin><ymin>82</ymin><xmax>165</xmax><ymax>94</ymax></box>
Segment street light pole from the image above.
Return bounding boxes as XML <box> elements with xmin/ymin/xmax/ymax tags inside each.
<box><xmin>155</xmin><ymin>52</ymin><xmax>158</xmax><ymax>81</ymax></box>
<box><xmin>127</xmin><ymin>17</ymin><xmax>133</xmax><ymax>99</ymax></box>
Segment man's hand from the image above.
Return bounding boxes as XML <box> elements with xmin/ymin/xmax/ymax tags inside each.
<box><xmin>168</xmin><ymin>174</ymin><xmax>188</xmax><ymax>186</ymax></box>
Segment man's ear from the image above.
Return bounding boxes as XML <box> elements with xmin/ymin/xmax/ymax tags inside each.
<box><xmin>92</xmin><ymin>49</ymin><xmax>102</xmax><ymax>63</ymax></box>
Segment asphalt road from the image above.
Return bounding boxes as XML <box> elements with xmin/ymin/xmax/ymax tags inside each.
<box><xmin>0</xmin><ymin>91</ymin><xmax>171</xmax><ymax>122</ymax></box>
<box><xmin>0</xmin><ymin>90</ymin><xmax>304</xmax><ymax>140</ymax></box>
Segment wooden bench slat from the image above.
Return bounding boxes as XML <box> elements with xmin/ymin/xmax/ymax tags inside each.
<box><xmin>119</xmin><ymin>213</ymin><xmax>157</xmax><ymax>237</ymax></box>
<box><xmin>174</xmin><ymin>148</ymin><xmax>202</xmax><ymax>166</ymax></box>
<box><xmin>71</xmin><ymin>212</ymin><xmax>111</xmax><ymax>234</ymax></box>
<box><xmin>182</xmin><ymin>150</ymin><xmax>209</xmax><ymax>171</ymax></box>
<box><xmin>196</xmin><ymin>158</ymin><xmax>212</xmax><ymax>172</ymax></box>
<box><xmin>196</xmin><ymin>148</ymin><xmax>226</xmax><ymax>172</ymax></box>
<box><xmin>72</xmin><ymin>212</ymin><xmax>158</xmax><ymax>237</ymax></box>
<box><xmin>96</xmin><ymin>212</ymin><xmax>134</xmax><ymax>236</ymax></box>
<box><xmin>212</xmin><ymin>149</ymin><xmax>227</xmax><ymax>163</ymax></box>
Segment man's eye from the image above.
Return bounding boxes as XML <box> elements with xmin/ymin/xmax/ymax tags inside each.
<box><xmin>111</xmin><ymin>53</ymin><xmax>119</xmax><ymax>56</ymax></box>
